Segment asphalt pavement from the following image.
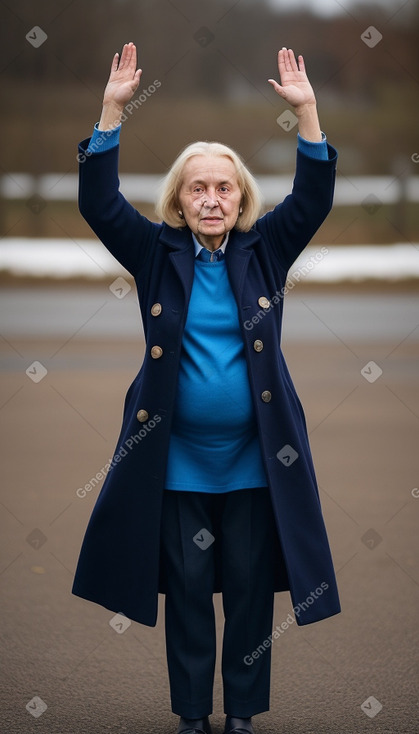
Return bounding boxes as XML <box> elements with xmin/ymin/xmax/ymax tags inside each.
<box><xmin>1</xmin><ymin>287</ymin><xmax>418</xmax><ymax>733</ymax></box>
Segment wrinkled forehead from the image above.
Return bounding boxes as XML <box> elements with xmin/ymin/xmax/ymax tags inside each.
<box><xmin>180</xmin><ymin>155</ymin><xmax>239</xmax><ymax>186</ymax></box>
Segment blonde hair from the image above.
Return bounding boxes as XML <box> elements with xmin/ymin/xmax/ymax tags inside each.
<box><xmin>155</xmin><ymin>141</ymin><xmax>262</xmax><ymax>232</ymax></box>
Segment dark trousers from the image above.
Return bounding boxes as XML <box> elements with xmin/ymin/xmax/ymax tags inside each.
<box><xmin>160</xmin><ymin>486</ymin><xmax>281</xmax><ymax>719</ymax></box>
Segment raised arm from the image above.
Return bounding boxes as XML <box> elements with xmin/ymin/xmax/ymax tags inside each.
<box><xmin>257</xmin><ymin>48</ymin><xmax>337</xmax><ymax>272</ymax></box>
<box><xmin>268</xmin><ymin>47</ymin><xmax>322</xmax><ymax>142</ymax></box>
<box><xmin>98</xmin><ymin>42</ymin><xmax>143</xmax><ymax>130</ymax></box>
<box><xmin>78</xmin><ymin>43</ymin><xmax>157</xmax><ymax>277</ymax></box>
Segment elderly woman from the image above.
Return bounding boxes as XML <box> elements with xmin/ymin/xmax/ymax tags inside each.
<box><xmin>73</xmin><ymin>42</ymin><xmax>340</xmax><ymax>734</ymax></box>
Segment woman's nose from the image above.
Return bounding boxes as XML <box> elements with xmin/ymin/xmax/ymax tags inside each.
<box><xmin>203</xmin><ymin>193</ymin><xmax>219</xmax><ymax>208</ymax></box>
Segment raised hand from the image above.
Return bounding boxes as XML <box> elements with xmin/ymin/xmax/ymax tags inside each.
<box><xmin>103</xmin><ymin>42</ymin><xmax>142</xmax><ymax>110</ymax></box>
<box><xmin>268</xmin><ymin>48</ymin><xmax>316</xmax><ymax>109</ymax></box>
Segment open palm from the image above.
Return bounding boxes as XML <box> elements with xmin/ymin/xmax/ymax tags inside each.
<box><xmin>268</xmin><ymin>48</ymin><xmax>316</xmax><ymax>108</ymax></box>
<box><xmin>103</xmin><ymin>42</ymin><xmax>142</xmax><ymax>108</ymax></box>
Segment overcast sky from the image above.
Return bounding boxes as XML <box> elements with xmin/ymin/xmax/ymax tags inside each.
<box><xmin>266</xmin><ymin>0</ymin><xmax>404</xmax><ymax>18</ymax></box>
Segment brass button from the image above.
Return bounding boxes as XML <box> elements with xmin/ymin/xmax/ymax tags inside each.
<box><xmin>151</xmin><ymin>345</ymin><xmax>163</xmax><ymax>359</ymax></box>
<box><xmin>151</xmin><ymin>303</ymin><xmax>162</xmax><ymax>316</ymax></box>
<box><xmin>137</xmin><ymin>409</ymin><xmax>149</xmax><ymax>423</ymax></box>
<box><xmin>261</xmin><ymin>390</ymin><xmax>272</xmax><ymax>403</ymax></box>
<box><xmin>253</xmin><ymin>339</ymin><xmax>264</xmax><ymax>352</ymax></box>
<box><xmin>258</xmin><ymin>296</ymin><xmax>270</xmax><ymax>309</ymax></box>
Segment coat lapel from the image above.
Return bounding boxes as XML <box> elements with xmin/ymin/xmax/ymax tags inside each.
<box><xmin>158</xmin><ymin>223</ymin><xmax>262</xmax><ymax>305</ymax></box>
<box><xmin>159</xmin><ymin>224</ymin><xmax>195</xmax><ymax>301</ymax></box>
<box><xmin>225</xmin><ymin>228</ymin><xmax>261</xmax><ymax>304</ymax></box>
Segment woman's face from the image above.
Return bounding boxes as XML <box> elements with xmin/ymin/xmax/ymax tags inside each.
<box><xmin>177</xmin><ymin>155</ymin><xmax>242</xmax><ymax>249</ymax></box>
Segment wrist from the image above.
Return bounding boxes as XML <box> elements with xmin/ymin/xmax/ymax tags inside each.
<box><xmin>98</xmin><ymin>101</ymin><xmax>125</xmax><ymax>130</ymax></box>
<box><xmin>294</xmin><ymin>101</ymin><xmax>317</xmax><ymax>118</ymax></box>
<box><xmin>295</xmin><ymin>102</ymin><xmax>322</xmax><ymax>143</ymax></box>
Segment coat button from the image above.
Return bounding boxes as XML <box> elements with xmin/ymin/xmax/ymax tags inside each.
<box><xmin>137</xmin><ymin>409</ymin><xmax>149</xmax><ymax>422</ymax></box>
<box><xmin>151</xmin><ymin>303</ymin><xmax>162</xmax><ymax>316</ymax></box>
<box><xmin>261</xmin><ymin>390</ymin><xmax>272</xmax><ymax>403</ymax></box>
<box><xmin>253</xmin><ymin>339</ymin><xmax>264</xmax><ymax>352</ymax></box>
<box><xmin>151</xmin><ymin>345</ymin><xmax>163</xmax><ymax>359</ymax></box>
<box><xmin>258</xmin><ymin>296</ymin><xmax>270</xmax><ymax>309</ymax></box>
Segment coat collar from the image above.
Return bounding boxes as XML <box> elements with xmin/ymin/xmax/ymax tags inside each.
<box><xmin>159</xmin><ymin>223</ymin><xmax>261</xmax><ymax>304</ymax></box>
<box><xmin>158</xmin><ymin>222</ymin><xmax>261</xmax><ymax>252</ymax></box>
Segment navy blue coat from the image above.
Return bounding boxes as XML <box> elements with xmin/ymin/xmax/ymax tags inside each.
<box><xmin>72</xmin><ymin>136</ymin><xmax>341</xmax><ymax>627</ymax></box>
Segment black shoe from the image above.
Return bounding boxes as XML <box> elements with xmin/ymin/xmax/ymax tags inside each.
<box><xmin>223</xmin><ymin>715</ymin><xmax>255</xmax><ymax>734</ymax></box>
<box><xmin>177</xmin><ymin>715</ymin><xmax>212</xmax><ymax>734</ymax></box>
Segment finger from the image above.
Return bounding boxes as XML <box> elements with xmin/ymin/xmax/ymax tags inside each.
<box><xmin>287</xmin><ymin>48</ymin><xmax>299</xmax><ymax>72</ymax></box>
<box><xmin>283</xmin><ymin>48</ymin><xmax>292</xmax><ymax>73</ymax></box>
<box><xmin>297</xmin><ymin>54</ymin><xmax>306</xmax><ymax>73</ymax></box>
<box><xmin>125</xmin><ymin>42</ymin><xmax>138</xmax><ymax>75</ymax></box>
<box><xmin>277</xmin><ymin>47</ymin><xmax>287</xmax><ymax>76</ymax></box>
<box><xmin>268</xmin><ymin>79</ymin><xmax>287</xmax><ymax>98</ymax></box>
<box><xmin>131</xmin><ymin>44</ymin><xmax>137</xmax><ymax>72</ymax></box>
<box><xmin>134</xmin><ymin>68</ymin><xmax>142</xmax><ymax>85</ymax></box>
<box><xmin>119</xmin><ymin>42</ymin><xmax>134</xmax><ymax>71</ymax></box>
<box><xmin>126</xmin><ymin>42</ymin><xmax>135</xmax><ymax>71</ymax></box>
<box><xmin>111</xmin><ymin>52</ymin><xmax>120</xmax><ymax>73</ymax></box>
<box><xmin>277</xmin><ymin>47</ymin><xmax>286</xmax><ymax>64</ymax></box>
<box><xmin>118</xmin><ymin>43</ymin><xmax>129</xmax><ymax>70</ymax></box>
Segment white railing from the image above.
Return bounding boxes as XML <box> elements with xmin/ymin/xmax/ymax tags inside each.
<box><xmin>1</xmin><ymin>173</ymin><xmax>419</xmax><ymax>206</ymax></box>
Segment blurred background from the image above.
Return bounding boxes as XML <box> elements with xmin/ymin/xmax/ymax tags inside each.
<box><xmin>1</xmin><ymin>0</ymin><xmax>419</xmax><ymax>248</ymax></box>
<box><xmin>1</xmin><ymin>1</ymin><xmax>418</xmax><ymax>733</ymax></box>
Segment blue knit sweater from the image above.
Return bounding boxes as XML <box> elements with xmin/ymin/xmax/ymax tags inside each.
<box><xmin>164</xmin><ymin>255</ymin><xmax>269</xmax><ymax>491</ymax></box>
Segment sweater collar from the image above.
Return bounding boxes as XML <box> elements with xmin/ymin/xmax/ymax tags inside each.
<box><xmin>191</xmin><ymin>231</ymin><xmax>230</xmax><ymax>258</ymax></box>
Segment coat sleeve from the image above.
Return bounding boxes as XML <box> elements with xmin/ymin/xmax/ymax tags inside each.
<box><xmin>255</xmin><ymin>143</ymin><xmax>337</xmax><ymax>274</ymax></box>
<box><xmin>78</xmin><ymin>137</ymin><xmax>160</xmax><ymax>277</ymax></box>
